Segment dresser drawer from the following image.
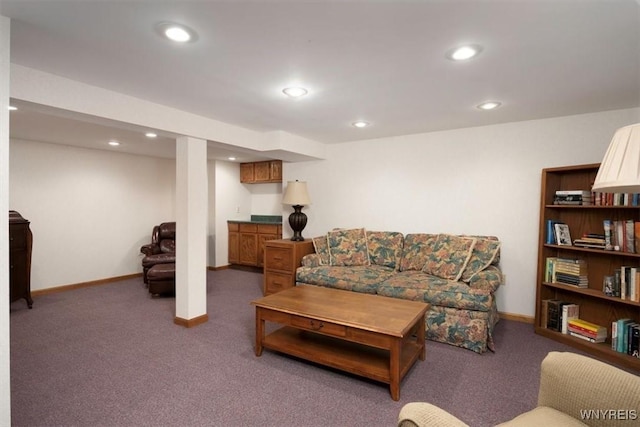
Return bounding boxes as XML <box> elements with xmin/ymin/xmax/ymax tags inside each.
<box><xmin>257</xmin><ymin>224</ymin><xmax>279</xmax><ymax>234</ymax></box>
<box><xmin>239</xmin><ymin>223</ymin><xmax>257</xmax><ymax>233</ymax></box>
<box><xmin>264</xmin><ymin>272</ymin><xmax>293</xmax><ymax>294</ymax></box>
<box><xmin>291</xmin><ymin>316</ymin><xmax>347</xmax><ymax>337</ymax></box>
<box><xmin>9</xmin><ymin>227</ymin><xmax>27</xmax><ymax>249</ymax></box>
<box><xmin>265</xmin><ymin>248</ymin><xmax>293</xmax><ymax>271</ymax></box>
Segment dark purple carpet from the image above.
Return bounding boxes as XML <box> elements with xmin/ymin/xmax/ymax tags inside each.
<box><xmin>10</xmin><ymin>269</ymin><xmax>583</xmax><ymax>427</ymax></box>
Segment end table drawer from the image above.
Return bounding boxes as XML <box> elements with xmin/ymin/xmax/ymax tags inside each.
<box><xmin>265</xmin><ymin>248</ymin><xmax>293</xmax><ymax>271</ymax></box>
<box><xmin>265</xmin><ymin>272</ymin><xmax>293</xmax><ymax>294</ymax></box>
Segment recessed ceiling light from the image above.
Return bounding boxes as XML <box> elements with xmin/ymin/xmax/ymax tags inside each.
<box><xmin>282</xmin><ymin>87</ymin><xmax>308</xmax><ymax>98</ymax></box>
<box><xmin>108</xmin><ymin>140</ymin><xmax>120</xmax><ymax>146</ymax></box>
<box><xmin>8</xmin><ymin>105</ymin><xmax>17</xmax><ymax>111</ymax></box>
<box><xmin>145</xmin><ymin>132</ymin><xmax>157</xmax><ymax>138</ymax></box>
<box><xmin>446</xmin><ymin>44</ymin><xmax>483</xmax><ymax>61</ymax></box>
<box><xmin>228</xmin><ymin>157</ymin><xmax>237</xmax><ymax>161</ymax></box>
<box><xmin>155</xmin><ymin>22</ymin><xmax>198</xmax><ymax>43</ymax></box>
<box><xmin>476</xmin><ymin>101</ymin><xmax>502</xmax><ymax>110</ymax></box>
<box><xmin>352</xmin><ymin>121</ymin><xmax>370</xmax><ymax>128</ymax></box>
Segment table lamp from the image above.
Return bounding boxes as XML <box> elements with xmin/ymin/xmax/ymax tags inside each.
<box><xmin>282</xmin><ymin>180</ymin><xmax>311</xmax><ymax>241</ymax></box>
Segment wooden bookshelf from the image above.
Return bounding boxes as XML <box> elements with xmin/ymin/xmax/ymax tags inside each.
<box><xmin>535</xmin><ymin>163</ymin><xmax>640</xmax><ymax>371</ymax></box>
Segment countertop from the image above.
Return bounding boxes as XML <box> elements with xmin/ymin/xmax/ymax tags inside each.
<box><xmin>228</xmin><ymin>215</ymin><xmax>282</xmax><ymax>225</ymax></box>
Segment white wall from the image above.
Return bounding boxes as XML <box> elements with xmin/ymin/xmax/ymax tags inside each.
<box><xmin>284</xmin><ymin>108</ymin><xmax>640</xmax><ymax>317</ymax></box>
<box><xmin>212</xmin><ymin>161</ymin><xmax>282</xmax><ymax>268</ymax></box>
<box><xmin>213</xmin><ymin>160</ymin><xmax>251</xmax><ymax>267</ymax></box>
<box><xmin>9</xmin><ymin>139</ymin><xmax>176</xmax><ymax>290</ymax></box>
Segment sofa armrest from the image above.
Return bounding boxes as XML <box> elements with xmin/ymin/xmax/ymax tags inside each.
<box><xmin>301</xmin><ymin>254</ymin><xmax>323</xmax><ymax>267</ymax></box>
<box><xmin>140</xmin><ymin>243</ymin><xmax>160</xmax><ymax>256</ymax></box>
<box><xmin>398</xmin><ymin>402</ymin><xmax>469</xmax><ymax>427</ymax></box>
<box><xmin>536</xmin><ymin>351</ymin><xmax>640</xmax><ymax>423</ymax></box>
<box><xmin>468</xmin><ymin>265</ymin><xmax>502</xmax><ymax>293</ymax></box>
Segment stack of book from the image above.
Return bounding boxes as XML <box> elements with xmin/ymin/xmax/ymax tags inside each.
<box><xmin>603</xmin><ymin>219</ymin><xmax>640</xmax><ymax>253</ymax></box>
<box><xmin>573</xmin><ymin>234</ymin><xmax>606</xmax><ymax>249</ymax></box>
<box><xmin>568</xmin><ymin>318</ymin><xmax>607</xmax><ymax>343</ymax></box>
<box><xmin>553</xmin><ymin>190</ymin><xmax>593</xmax><ymax>205</ymax></box>
<box><xmin>611</xmin><ymin>319</ymin><xmax>640</xmax><ymax>358</ymax></box>
<box><xmin>611</xmin><ymin>266</ymin><xmax>640</xmax><ymax>302</ymax></box>
<box><xmin>545</xmin><ymin>257</ymin><xmax>588</xmax><ymax>287</ymax></box>
<box><xmin>594</xmin><ymin>192</ymin><xmax>640</xmax><ymax>206</ymax></box>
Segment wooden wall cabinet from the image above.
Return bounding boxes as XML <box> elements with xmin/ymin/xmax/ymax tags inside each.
<box><xmin>263</xmin><ymin>239</ymin><xmax>314</xmax><ymax>295</ymax></box>
<box><xmin>535</xmin><ymin>164</ymin><xmax>640</xmax><ymax>371</ymax></box>
<box><xmin>9</xmin><ymin>210</ymin><xmax>33</xmax><ymax>308</ymax></box>
<box><xmin>240</xmin><ymin>163</ymin><xmax>255</xmax><ymax>183</ymax></box>
<box><xmin>240</xmin><ymin>160</ymin><xmax>282</xmax><ymax>183</ymax></box>
<box><xmin>228</xmin><ymin>222</ymin><xmax>282</xmax><ymax>267</ymax></box>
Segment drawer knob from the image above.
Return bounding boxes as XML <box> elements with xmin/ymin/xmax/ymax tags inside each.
<box><xmin>309</xmin><ymin>320</ymin><xmax>324</xmax><ymax>331</ymax></box>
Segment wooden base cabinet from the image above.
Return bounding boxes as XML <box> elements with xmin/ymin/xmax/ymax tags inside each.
<box><xmin>535</xmin><ymin>164</ymin><xmax>640</xmax><ymax>371</ymax></box>
<box><xmin>228</xmin><ymin>222</ymin><xmax>282</xmax><ymax>267</ymax></box>
<box><xmin>9</xmin><ymin>210</ymin><xmax>33</xmax><ymax>309</ymax></box>
<box><xmin>263</xmin><ymin>239</ymin><xmax>314</xmax><ymax>295</ymax></box>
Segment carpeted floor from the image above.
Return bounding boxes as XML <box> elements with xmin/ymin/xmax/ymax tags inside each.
<box><xmin>10</xmin><ymin>269</ymin><xmax>585</xmax><ymax>427</ymax></box>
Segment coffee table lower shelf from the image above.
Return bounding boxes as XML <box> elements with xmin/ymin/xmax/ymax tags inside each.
<box><xmin>262</xmin><ymin>326</ymin><xmax>422</xmax><ymax>392</ymax></box>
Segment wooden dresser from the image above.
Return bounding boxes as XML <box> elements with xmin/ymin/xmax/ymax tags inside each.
<box><xmin>263</xmin><ymin>239</ymin><xmax>314</xmax><ymax>295</ymax></box>
<box><xmin>9</xmin><ymin>210</ymin><xmax>33</xmax><ymax>308</ymax></box>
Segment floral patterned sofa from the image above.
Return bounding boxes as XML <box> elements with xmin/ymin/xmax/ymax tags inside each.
<box><xmin>295</xmin><ymin>228</ymin><xmax>502</xmax><ymax>353</ymax></box>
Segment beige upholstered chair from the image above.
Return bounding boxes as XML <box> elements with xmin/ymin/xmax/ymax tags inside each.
<box><xmin>398</xmin><ymin>351</ymin><xmax>640</xmax><ymax>427</ymax></box>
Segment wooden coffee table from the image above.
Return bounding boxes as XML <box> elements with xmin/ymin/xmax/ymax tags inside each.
<box><xmin>251</xmin><ymin>284</ymin><xmax>429</xmax><ymax>400</ymax></box>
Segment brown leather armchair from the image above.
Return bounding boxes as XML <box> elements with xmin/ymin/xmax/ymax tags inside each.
<box><xmin>140</xmin><ymin>222</ymin><xmax>175</xmax><ymax>284</ymax></box>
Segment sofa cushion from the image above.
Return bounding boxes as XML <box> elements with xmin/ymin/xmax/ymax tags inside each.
<box><xmin>460</xmin><ymin>237</ymin><xmax>501</xmax><ymax>282</ymax></box>
<box><xmin>422</xmin><ymin>234</ymin><xmax>476</xmax><ymax>281</ymax></box>
<box><xmin>399</xmin><ymin>234</ymin><xmax>439</xmax><ymax>272</ymax></box>
<box><xmin>496</xmin><ymin>406</ymin><xmax>588</xmax><ymax>427</ymax></box>
<box><xmin>296</xmin><ymin>265</ymin><xmax>394</xmax><ymax>294</ymax></box>
<box><xmin>377</xmin><ymin>271</ymin><xmax>494</xmax><ymax>312</ymax></box>
<box><xmin>327</xmin><ymin>228</ymin><xmax>370</xmax><ymax>266</ymax></box>
<box><xmin>312</xmin><ymin>235</ymin><xmax>330</xmax><ymax>265</ymax></box>
<box><xmin>367</xmin><ymin>231</ymin><xmax>404</xmax><ymax>270</ymax></box>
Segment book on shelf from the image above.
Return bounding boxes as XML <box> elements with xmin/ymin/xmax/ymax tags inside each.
<box><xmin>625</xmin><ymin>220</ymin><xmax>635</xmax><ymax>254</ymax></box>
<box><xmin>554</xmin><ymin>190</ymin><xmax>593</xmax><ymax>205</ymax></box>
<box><xmin>568</xmin><ymin>318</ymin><xmax>607</xmax><ymax>335</ymax></box>
<box><xmin>573</xmin><ymin>234</ymin><xmax>606</xmax><ymax>249</ymax></box>
<box><xmin>603</xmin><ymin>219</ymin><xmax>639</xmax><ymax>253</ymax></box>
<box><xmin>615</xmin><ymin>318</ymin><xmax>633</xmax><ymax>353</ymax></box>
<box><xmin>546</xmin><ymin>220</ymin><xmax>561</xmax><ymax>245</ymax></box>
<box><xmin>614</xmin><ymin>267</ymin><xmax>640</xmax><ymax>302</ymax></box>
<box><xmin>554</xmin><ymin>223</ymin><xmax>572</xmax><ymax>246</ymax></box>
<box><xmin>569</xmin><ymin>331</ymin><xmax>606</xmax><ymax>343</ymax></box>
<box><xmin>545</xmin><ymin>299</ymin><xmax>563</xmax><ymax>331</ymax></box>
<box><xmin>555</xmin><ymin>273</ymin><xmax>588</xmax><ymax>287</ymax></box>
<box><xmin>630</xmin><ymin>324</ymin><xmax>640</xmax><ymax>358</ymax></box>
<box><xmin>561</xmin><ymin>304</ymin><xmax>579</xmax><ymax>334</ymax></box>
<box><xmin>603</xmin><ymin>219</ymin><xmax>614</xmax><ymax>250</ymax></box>
<box><xmin>594</xmin><ymin>192</ymin><xmax>640</xmax><ymax>206</ymax></box>
<box><xmin>568</xmin><ymin>319</ymin><xmax>607</xmax><ymax>343</ymax></box>
<box><xmin>555</xmin><ymin>190</ymin><xmax>592</xmax><ymax>196</ymax></box>
<box><xmin>545</xmin><ymin>257</ymin><xmax>588</xmax><ymax>287</ymax></box>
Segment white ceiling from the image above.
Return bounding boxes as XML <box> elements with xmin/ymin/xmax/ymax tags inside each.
<box><xmin>2</xmin><ymin>1</ymin><xmax>640</xmax><ymax>160</ymax></box>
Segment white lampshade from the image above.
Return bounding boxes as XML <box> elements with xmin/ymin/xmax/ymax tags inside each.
<box><xmin>282</xmin><ymin>180</ymin><xmax>311</xmax><ymax>206</ymax></box>
<box><xmin>592</xmin><ymin>123</ymin><xmax>640</xmax><ymax>193</ymax></box>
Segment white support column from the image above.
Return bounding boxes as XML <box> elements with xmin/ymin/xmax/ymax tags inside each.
<box><xmin>175</xmin><ymin>136</ymin><xmax>208</xmax><ymax>327</ymax></box>
<box><xmin>0</xmin><ymin>15</ymin><xmax>11</xmax><ymax>426</ymax></box>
